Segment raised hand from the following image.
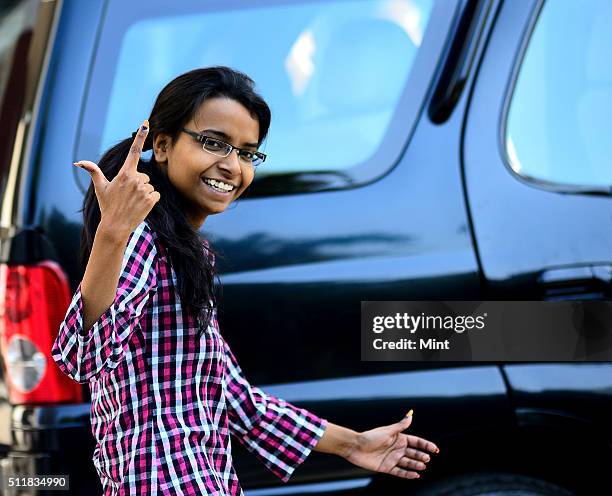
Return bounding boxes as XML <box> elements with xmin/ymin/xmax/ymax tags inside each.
<box><xmin>346</xmin><ymin>413</ymin><xmax>439</xmax><ymax>480</ymax></box>
<box><xmin>74</xmin><ymin>120</ymin><xmax>160</xmax><ymax>238</ymax></box>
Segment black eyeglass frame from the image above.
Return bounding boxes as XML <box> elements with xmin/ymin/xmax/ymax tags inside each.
<box><xmin>181</xmin><ymin>128</ymin><xmax>267</xmax><ymax>166</ymax></box>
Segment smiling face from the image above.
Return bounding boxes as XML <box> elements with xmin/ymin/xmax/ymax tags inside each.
<box><xmin>152</xmin><ymin>97</ymin><xmax>260</xmax><ymax>229</ymax></box>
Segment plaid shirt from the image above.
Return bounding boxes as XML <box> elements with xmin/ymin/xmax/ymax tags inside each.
<box><xmin>51</xmin><ymin>221</ymin><xmax>327</xmax><ymax>495</ymax></box>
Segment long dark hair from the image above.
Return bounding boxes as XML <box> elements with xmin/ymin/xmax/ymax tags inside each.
<box><xmin>79</xmin><ymin>66</ymin><xmax>271</xmax><ymax>336</ymax></box>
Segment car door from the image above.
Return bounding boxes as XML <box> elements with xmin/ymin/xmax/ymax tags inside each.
<box><xmin>463</xmin><ymin>3</ymin><xmax>612</xmax><ymax>487</ymax></box>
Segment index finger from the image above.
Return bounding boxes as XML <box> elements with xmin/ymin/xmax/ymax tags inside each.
<box><xmin>121</xmin><ymin>119</ymin><xmax>149</xmax><ymax>174</ymax></box>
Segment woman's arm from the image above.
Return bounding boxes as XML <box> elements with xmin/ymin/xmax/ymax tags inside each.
<box><xmin>80</xmin><ymin>221</ymin><xmax>131</xmax><ymax>334</ymax></box>
<box><xmin>311</xmin><ymin>421</ymin><xmax>359</xmax><ymax>458</ymax></box>
<box><xmin>72</xmin><ymin>122</ymin><xmax>159</xmax><ymax>336</ymax></box>
<box><xmin>51</xmin><ymin>221</ymin><xmax>158</xmax><ymax>383</ymax></box>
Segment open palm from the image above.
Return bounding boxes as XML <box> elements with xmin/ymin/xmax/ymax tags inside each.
<box><xmin>346</xmin><ymin>415</ymin><xmax>439</xmax><ymax>480</ymax></box>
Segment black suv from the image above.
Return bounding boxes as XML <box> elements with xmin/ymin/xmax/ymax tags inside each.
<box><xmin>1</xmin><ymin>0</ymin><xmax>611</xmax><ymax>495</ymax></box>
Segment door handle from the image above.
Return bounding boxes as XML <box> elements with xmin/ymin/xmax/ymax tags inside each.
<box><xmin>538</xmin><ymin>264</ymin><xmax>612</xmax><ymax>300</ymax></box>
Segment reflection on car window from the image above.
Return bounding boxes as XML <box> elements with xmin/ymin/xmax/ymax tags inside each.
<box><xmin>505</xmin><ymin>0</ymin><xmax>612</xmax><ymax>190</ymax></box>
<box><xmin>102</xmin><ymin>0</ymin><xmax>434</xmax><ymax>177</ymax></box>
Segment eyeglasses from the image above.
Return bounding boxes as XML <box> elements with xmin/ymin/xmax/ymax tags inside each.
<box><xmin>181</xmin><ymin>128</ymin><xmax>266</xmax><ymax>167</ymax></box>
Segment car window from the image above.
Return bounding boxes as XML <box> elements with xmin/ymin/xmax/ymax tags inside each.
<box><xmin>0</xmin><ymin>0</ymin><xmax>38</xmax><ymax>178</ymax></box>
<box><xmin>78</xmin><ymin>0</ymin><xmax>446</xmax><ymax>196</ymax></box>
<box><xmin>505</xmin><ymin>0</ymin><xmax>612</xmax><ymax>192</ymax></box>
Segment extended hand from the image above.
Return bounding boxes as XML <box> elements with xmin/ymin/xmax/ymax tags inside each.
<box><xmin>346</xmin><ymin>414</ymin><xmax>439</xmax><ymax>480</ymax></box>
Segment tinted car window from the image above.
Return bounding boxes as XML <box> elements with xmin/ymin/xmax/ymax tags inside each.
<box><xmin>505</xmin><ymin>0</ymin><xmax>612</xmax><ymax>191</ymax></box>
<box><xmin>0</xmin><ymin>0</ymin><xmax>38</xmax><ymax>179</ymax></box>
<box><xmin>78</xmin><ymin>0</ymin><xmax>440</xmax><ymax>195</ymax></box>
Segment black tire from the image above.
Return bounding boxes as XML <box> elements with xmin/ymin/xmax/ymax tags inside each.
<box><xmin>413</xmin><ymin>472</ymin><xmax>575</xmax><ymax>496</ymax></box>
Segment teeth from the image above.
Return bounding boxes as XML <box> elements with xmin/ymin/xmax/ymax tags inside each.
<box><xmin>203</xmin><ymin>178</ymin><xmax>234</xmax><ymax>192</ymax></box>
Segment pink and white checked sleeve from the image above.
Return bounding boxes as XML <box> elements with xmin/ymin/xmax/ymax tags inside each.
<box><xmin>51</xmin><ymin>221</ymin><xmax>158</xmax><ymax>384</ymax></box>
<box><xmin>220</xmin><ymin>335</ymin><xmax>328</xmax><ymax>483</ymax></box>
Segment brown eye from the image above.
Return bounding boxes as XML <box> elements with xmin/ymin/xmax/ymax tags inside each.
<box><xmin>204</xmin><ymin>138</ymin><xmax>225</xmax><ymax>152</ymax></box>
<box><xmin>238</xmin><ymin>150</ymin><xmax>255</xmax><ymax>162</ymax></box>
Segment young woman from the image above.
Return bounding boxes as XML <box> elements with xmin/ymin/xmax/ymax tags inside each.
<box><xmin>51</xmin><ymin>66</ymin><xmax>439</xmax><ymax>496</ymax></box>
